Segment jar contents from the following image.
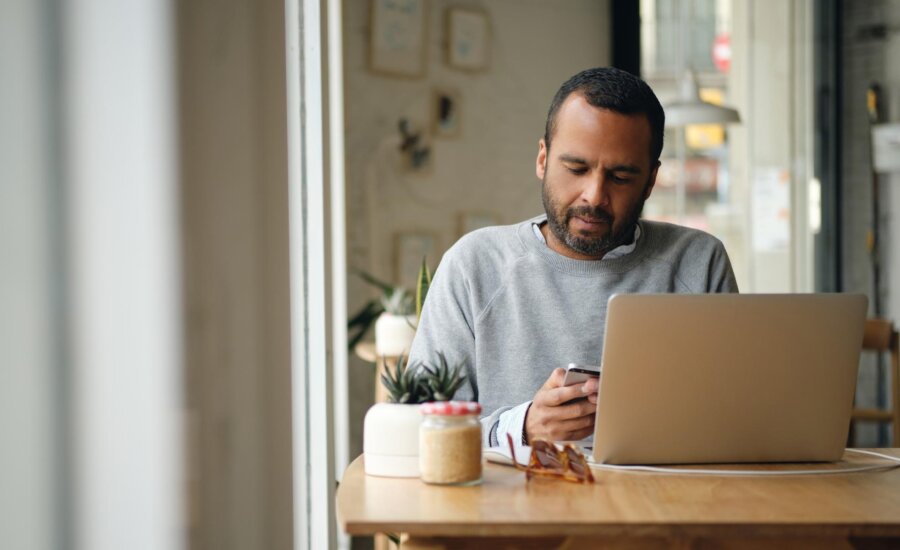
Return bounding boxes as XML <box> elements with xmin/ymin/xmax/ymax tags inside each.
<box><xmin>419</xmin><ymin>401</ymin><xmax>483</xmax><ymax>485</ymax></box>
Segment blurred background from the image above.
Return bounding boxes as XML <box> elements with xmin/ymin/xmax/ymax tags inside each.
<box><xmin>3</xmin><ymin>0</ymin><xmax>900</xmax><ymax>549</ymax></box>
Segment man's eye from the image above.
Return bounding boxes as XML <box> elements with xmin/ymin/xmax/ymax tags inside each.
<box><xmin>612</xmin><ymin>174</ymin><xmax>633</xmax><ymax>183</ymax></box>
<box><xmin>567</xmin><ymin>167</ymin><xmax>588</xmax><ymax>175</ymax></box>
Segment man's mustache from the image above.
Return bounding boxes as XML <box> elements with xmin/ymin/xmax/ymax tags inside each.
<box><xmin>566</xmin><ymin>206</ymin><xmax>613</xmax><ymax>223</ymax></box>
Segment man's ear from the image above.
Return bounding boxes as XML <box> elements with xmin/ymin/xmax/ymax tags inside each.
<box><xmin>536</xmin><ymin>139</ymin><xmax>548</xmax><ymax>180</ymax></box>
<box><xmin>644</xmin><ymin>160</ymin><xmax>661</xmax><ymax>199</ymax></box>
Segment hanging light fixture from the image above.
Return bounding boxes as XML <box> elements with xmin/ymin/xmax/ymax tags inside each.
<box><xmin>665</xmin><ymin>69</ymin><xmax>740</xmax><ymax>127</ymax></box>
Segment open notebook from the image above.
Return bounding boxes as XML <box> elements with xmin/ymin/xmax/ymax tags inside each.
<box><xmin>483</xmin><ymin>444</ymin><xmax>531</xmax><ymax>467</ymax></box>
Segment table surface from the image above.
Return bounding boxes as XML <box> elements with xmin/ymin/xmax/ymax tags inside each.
<box><xmin>336</xmin><ymin>450</ymin><xmax>900</xmax><ymax>539</ymax></box>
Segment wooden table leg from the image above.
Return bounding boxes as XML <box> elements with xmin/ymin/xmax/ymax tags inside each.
<box><xmin>374</xmin><ymin>532</ymin><xmax>400</xmax><ymax>550</ymax></box>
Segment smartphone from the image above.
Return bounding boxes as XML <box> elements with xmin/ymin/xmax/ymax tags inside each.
<box><xmin>562</xmin><ymin>362</ymin><xmax>602</xmax><ymax>387</ymax></box>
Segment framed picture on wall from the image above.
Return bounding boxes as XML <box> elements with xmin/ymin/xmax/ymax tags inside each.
<box><xmin>432</xmin><ymin>88</ymin><xmax>461</xmax><ymax>138</ymax></box>
<box><xmin>369</xmin><ymin>0</ymin><xmax>427</xmax><ymax>78</ymax></box>
<box><xmin>394</xmin><ymin>231</ymin><xmax>438</xmax><ymax>286</ymax></box>
<box><xmin>458</xmin><ymin>211</ymin><xmax>500</xmax><ymax>237</ymax></box>
<box><xmin>445</xmin><ymin>8</ymin><xmax>490</xmax><ymax>71</ymax></box>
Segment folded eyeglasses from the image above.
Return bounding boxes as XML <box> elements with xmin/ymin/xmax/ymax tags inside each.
<box><xmin>506</xmin><ymin>433</ymin><xmax>595</xmax><ymax>484</ymax></box>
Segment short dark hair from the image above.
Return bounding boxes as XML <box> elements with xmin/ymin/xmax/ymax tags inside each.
<box><xmin>543</xmin><ymin>67</ymin><xmax>665</xmax><ymax>162</ymax></box>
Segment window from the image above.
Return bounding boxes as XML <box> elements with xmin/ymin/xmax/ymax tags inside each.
<box><xmin>640</xmin><ymin>0</ymin><xmax>816</xmax><ymax>292</ymax></box>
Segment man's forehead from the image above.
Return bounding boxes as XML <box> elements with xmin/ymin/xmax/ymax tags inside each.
<box><xmin>555</xmin><ymin>94</ymin><xmax>651</xmax><ymax>132</ymax></box>
<box><xmin>551</xmin><ymin>95</ymin><xmax>653</xmax><ymax>162</ymax></box>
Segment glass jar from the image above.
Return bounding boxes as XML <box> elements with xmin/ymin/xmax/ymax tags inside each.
<box><xmin>419</xmin><ymin>401</ymin><xmax>483</xmax><ymax>486</ymax></box>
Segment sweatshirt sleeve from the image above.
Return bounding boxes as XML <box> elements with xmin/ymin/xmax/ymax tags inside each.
<box><xmin>709</xmin><ymin>240</ymin><xmax>739</xmax><ymax>293</ymax></box>
<box><xmin>408</xmin><ymin>245</ymin><xmax>478</xmax><ymax>403</ymax></box>
<box><xmin>408</xmin><ymin>241</ymin><xmax>525</xmax><ymax>447</ymax></box>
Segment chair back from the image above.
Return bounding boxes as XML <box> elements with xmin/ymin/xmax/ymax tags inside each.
<box><xmin>853</xmin><ymin>319</ymin><xmax>900</xmax><ymax>446</ymax></box>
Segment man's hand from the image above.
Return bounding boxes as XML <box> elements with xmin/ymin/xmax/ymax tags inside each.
<box><xmin>524</xmin><ymin>368</ymin><xmax>599</xmax><ymax>443</ymax></box>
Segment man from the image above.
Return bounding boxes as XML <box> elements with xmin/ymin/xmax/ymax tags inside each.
<box><xmin>408</xmin><ymin>67</ymin><xmax>738</xmax><ymax>449</ymax></box>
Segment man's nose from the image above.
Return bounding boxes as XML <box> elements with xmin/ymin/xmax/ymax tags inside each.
<box><xmin>580</xmin><ymin>175</ymin><xmax>610</xmax><ymax>207</ymax></box>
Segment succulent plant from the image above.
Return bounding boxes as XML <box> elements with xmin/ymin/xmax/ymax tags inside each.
<box><xmin>380</xmin><ymin>287</ymin><xmax>415</xmax><ymax>316</ymax></box>
<box><xmin>421</xmin><ymin>352</ymin><xmax>466</xmax><ymax>402</ymax></box>
<box><xmin>381</xmin><ymin>355</ymin><xmax>427</xmax><ymax>404</ymax></box>
<box><xmin>380</xmin><ymin>352</ymin><xmax>466</xmax><ymax>404</ymax></box>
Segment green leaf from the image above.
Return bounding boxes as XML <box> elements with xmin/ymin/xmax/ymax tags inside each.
<box><xmin>352</xmin><ymin>268</ymin><xmax>395</xmax><ymax>294</ymax></box>
<box><xmin>347</xmin><ymin>300</ymin><xmax>385</xmax><ymax>350</ymax></box>
<box><xmin>415</xmin><ymin>256</ymin><xmax>432</xmax><ymax>322</ymax></box>
<box><xmin>347</xmin><ymin>300</ymin><xmax>382</xmax><ymax>328</ymax></box>
<box><xmin>415</xmin><ymin>352</ymin><xmax>466</xmax><ymax>402</ymax></box>
<box><xmin>381</xmin><ymin>287</ymin><xmax>414</xmax><ymax>315</ymax></box>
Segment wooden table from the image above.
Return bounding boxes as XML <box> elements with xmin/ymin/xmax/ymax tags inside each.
<box><xmin>336</xmin><ymin>450</ymin><xmax>900</xmax><ymax>549</ymax></box>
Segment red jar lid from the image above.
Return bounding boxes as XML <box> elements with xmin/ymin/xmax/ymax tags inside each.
<box><xmin>420</xmin><ymin>401</ymin><xmax>482</xmax><ymax>416</ymax></box>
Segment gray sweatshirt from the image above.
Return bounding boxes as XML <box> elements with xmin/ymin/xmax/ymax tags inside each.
<box><xmin>408</xmin><ymin>214</ymin><xmax>738</xmax><ymax>447</ymax></box>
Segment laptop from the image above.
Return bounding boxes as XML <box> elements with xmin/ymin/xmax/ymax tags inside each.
<box><xmin>592</xmin><ymin>293</ymin><xmax>868</xmax><ymax>465</ymax></box>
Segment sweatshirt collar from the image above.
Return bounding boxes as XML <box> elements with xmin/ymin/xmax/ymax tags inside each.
<box><xmin>531</xmin><ymin>219</ymin><xmax>641</xmax><ymax>260</ymax></box>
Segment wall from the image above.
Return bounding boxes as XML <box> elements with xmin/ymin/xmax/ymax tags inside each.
<box><xmin>841</xmin><ymin>0</ymin><xmax>900</xmax><ymax>446</ymax></box>
<box><xmin>64</xmin><ymin>0</ymin><xmax>184</xmax><ymax>544</ymax></box>
<box><xmin>3</xmin><ymin>0</ymin><xmax>295</xmax><ymax>547</ymax></box>
<box><xmin>343</xmin><ymin>0</ymin><xmax>611</xmax><ymax>460</ymax></box>
<box><xmin>730</xmin><ymin>0</ymin><xmax>791</xmax><ymax>292</ymax></box>
<box><xmin>727</xmin><ymin>0</ymin><xmax>816</xmax><ymax>293</ymax></box>
<box><xmin>1</xmin><ymin>1</ymin><xmax>60</xmax><ymax>548</ymax></box>
<box><xmin>178</xmin><ymin>0</ymin><xmax>293</xmax><ymax>547</ymax></box>
<box><xmin>883</xmin><ymin>4</ymin><xmax>900</xmax><ymax>354</ymax></box>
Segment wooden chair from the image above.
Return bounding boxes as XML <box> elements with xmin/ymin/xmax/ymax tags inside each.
<box><xmin>851</xmin><ymin>319</ymin><xmax>900</xmax><ymax>446</ymax></box>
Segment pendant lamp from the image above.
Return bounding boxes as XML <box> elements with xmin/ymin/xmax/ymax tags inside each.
<box><xmin>665</xmin><ymin>69</ymin><xmax>740</xmax><ymax>127</ymax></box>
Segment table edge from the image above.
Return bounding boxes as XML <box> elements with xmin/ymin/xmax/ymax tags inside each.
<box><xmin>341</xmin><ymin>521</ymin><xmax>900</xmax><ymax>539</ymax></box>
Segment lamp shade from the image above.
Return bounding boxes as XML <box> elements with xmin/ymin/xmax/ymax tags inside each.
<box><xmin>665</xmin><ymin>69</ymin><xmax>740</xmax><ymax>127</ymax></box>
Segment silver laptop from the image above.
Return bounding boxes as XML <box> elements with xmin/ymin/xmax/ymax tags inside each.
<box><xmin>592</xmin><ymin>293</ymin><xmax>868</xmax><ymax>465</ymax></box>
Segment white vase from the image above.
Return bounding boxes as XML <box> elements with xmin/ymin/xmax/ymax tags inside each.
<box><xmin>363</xmin><ymin>402</ymin><xmax>423</xmax><ymax>477</ymax></box>
<box><xmin>374</xmin><ymin>313</ymin><xmax>417</xmax><ymax>357</ymax></box>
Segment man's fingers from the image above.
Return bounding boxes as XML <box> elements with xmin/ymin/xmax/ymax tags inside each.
<box><xmin>539</xmin><ymin>383</ymin><xmax>596</xmax><ymax>407</ymax></box>
<box><xmin>544</xmin><ymin>416</ymin><xmax>595</xmax><ymax>442</ymax></box>
<box><xmin>559</xmin><ymin>413</ymin><xmax>595</xmax><ymax>432</ymax></box>
<box><xmin>526</xmin><ymin>401</ymin><xmax>597</xmax><ymax>442</ymax></box>
<box><xmin>541</xmin><ymin>367</ymin><xmax>567</xmax><ymax>390</ymax></box>
<box><xmin>570</xmin><ymin>398</ymin><xmax>597</xmax><ymax>419</ymax></box>
<box><xmin>535</xmin><ymin>395</ymin><xmax>597</xmax><ymax>421</ymax></box>
<box><xmin>528</xmin><ymin>369</ymin><xmax>599</xmax><ymax>443</ymax></box>
<box><xmin>567</xmin><ymin>426</ymin><xmax>595</xmax><ymax>441</ymax></box>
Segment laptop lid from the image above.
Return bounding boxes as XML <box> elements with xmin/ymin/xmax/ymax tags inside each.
<box><xmin>593</xmin><ymin>293</ymin><xmax>868</xmax><ymax>465</ymax></box>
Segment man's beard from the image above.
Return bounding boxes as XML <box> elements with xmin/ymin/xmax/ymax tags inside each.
<box><xmin>541</xmin><ymin>174</ymin><xmax>647</xmax><ymax>258</ymax></box>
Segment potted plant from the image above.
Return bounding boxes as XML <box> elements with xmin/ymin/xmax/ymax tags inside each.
<box><xmin>348</xmin><ymin>258</ymin><xmax>433</xmax><ymax>357</ymax></box>
<box><xmin>374</xmin><ymin>287</ymin><xmax>416</xmax><ymax>357</ymax></box>
<box><xmin>364</xmin><ymin>352</ymin><xmax>465</xmax><ymax>477</ymax></box>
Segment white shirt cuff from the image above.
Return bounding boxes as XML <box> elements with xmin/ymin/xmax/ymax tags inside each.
<box><xmin>496</xmin><ymin>401</ymin><xmax>532</xmax><ymax>451</ymax></box>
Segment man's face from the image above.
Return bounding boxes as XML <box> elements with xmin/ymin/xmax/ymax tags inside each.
<box><xmin>536</xmin><ymin>94</ymin><xmax>660</xmax><ymax>260</ymax></box>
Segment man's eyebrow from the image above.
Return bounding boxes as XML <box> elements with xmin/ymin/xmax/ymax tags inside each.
<box><xmin>558</xmin><ymin>156</ymin><xmax>643</xmax><ymax>174</ymax></box>
<box><xmin>606</xmin><ymin>164</ymin><xmax>642</xmax><ymax>174</ymax></box>
<box><xmin>559</xmin><ymin>154</ymin><xmax>589</xmax><ymax>165</ymax></box>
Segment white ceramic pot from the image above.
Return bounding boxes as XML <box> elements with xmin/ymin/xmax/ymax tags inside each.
<box><xmin>363</xmin><ymin>402</ymin><xmax>423</xmax><ymax>477</ymax></box>
<box><xmin>374</xmin><ymin>313</ymin><xmax>417</xmax><ymax>357</ymax></box>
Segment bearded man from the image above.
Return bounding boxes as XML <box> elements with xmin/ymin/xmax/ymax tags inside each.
<box><xmin>408</xmin><ymin>67</ymin><xmax>738</xmax><ymax>450</ymax></box>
